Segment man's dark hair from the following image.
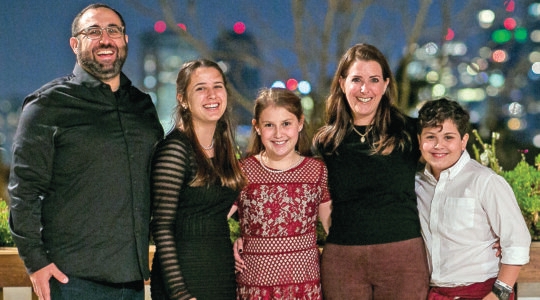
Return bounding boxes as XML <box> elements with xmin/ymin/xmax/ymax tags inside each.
<box><xmin>71</xmin><ymin>3</ymin><xmax>126</xmax><ymax>37</ymax></box>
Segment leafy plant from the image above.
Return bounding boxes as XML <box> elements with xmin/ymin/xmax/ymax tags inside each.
<box><xmin>228</xmin><ymin>217</ymin><xmax>241</xmax><ymax>244</ymax></box>
<box><xmin>472</xmin><ymin>129</ymin><xmax>540</xmax><ymax>240</ymax></box>
<box><xmin>0</xmin><ymin>199</ymin><xmax>14</xmax><ymax>247</ymax></box>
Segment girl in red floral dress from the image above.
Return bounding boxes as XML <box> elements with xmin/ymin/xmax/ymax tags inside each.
<box><xmin>228</xmin><ymin>87</ymin><xmax>331</xmax><ymax>300</ymax></box>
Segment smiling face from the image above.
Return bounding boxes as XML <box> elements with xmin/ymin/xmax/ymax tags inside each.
<box><xmin>69</xmin><ymin>7</ymin><xmax>128</xmax><ymax>84</ymax></box>
<box><xmin>339</xmin><ymin>59</ymin><xmax>389</xmax><ymax>125</ymax></box>
<box><xmin>253</xmin><ymin>105</ymin><xmax>304</xmax><ymax>162</ymax></box>
<box><xmin>180</xmin><ymin>66</ymin><xmax>227</xmax><ymax>127</ymax></box>
<box><xmin>419</xmin><ymin>119</ymin><xmax>469</xmax><ymax>180</ymax></box>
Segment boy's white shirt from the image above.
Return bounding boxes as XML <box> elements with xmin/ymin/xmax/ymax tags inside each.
<box><xmin>415</xmin><ymin>150</ymin><xmax>531</xmax><ymax>287</ymax></box>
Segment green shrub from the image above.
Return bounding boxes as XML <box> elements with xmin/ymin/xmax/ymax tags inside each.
<box><xmin>472</xmin><ymin>130</ymin><xmax>540</xmax><ymax>240</ymax></box>
<box><xmin>0</xmin><ymin>199</ymin><xmax>14</xmax><ymax>247</ymax></box>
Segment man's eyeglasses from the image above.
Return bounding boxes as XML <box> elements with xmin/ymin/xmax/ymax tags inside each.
<box><xmin>75</xmin><ymin>26</ymin><xmax>125</xmax><ymax>40</ymax></box>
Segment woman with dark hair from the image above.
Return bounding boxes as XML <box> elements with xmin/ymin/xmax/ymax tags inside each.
<box><xmin>313</xmin><ymin>43</ymin><xmax>429</xmax><ymax>299</ymax></box>
<box><xmin>150</xmin><ymin>59</ymin><xmax>247</xmax><ymax>300</ymax></box>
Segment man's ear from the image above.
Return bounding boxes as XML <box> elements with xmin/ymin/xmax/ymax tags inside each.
<box><xmin>69</xmin><ymin>37</ymin><xmax>79</xmax><ymax>54</ymax></box>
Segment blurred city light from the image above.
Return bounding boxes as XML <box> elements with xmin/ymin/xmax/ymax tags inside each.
<box><xmin>492</xmin><ymin>29</ymin><xmax>512</xmax><ymax>43</ymax></box>
<box><xmin>445</xmin><ymin>28</ymin><xmax>455</xmax><ymax>41</ymax></box>
<box><xmin>478</xmin><ymin>10</ymin><xmax>495</xmax><ymax>29</ymax></box>
<box><xmin>505</xmin><ymin>0</ymin><xmax>515</xmax><ymax>12</ymax></box>
<box><xmin>503</xmin><ymin>17</ymin><xmax>517</xmax><ymax>30</ymax></box>
<box><xmin>271</xmin><ymin>81</ymin><xmax>286</xmax><ymax>88</ymax></box>
<box><xmin>491</xmin><ymin>49</ymin><xmax>508</xmax><ymax>63</ymax></box>
<box><xmin>529</xmin><ymin>3</ymin><xmax>540</xmax><ymax>17</ymax></box>
<box><xmin>533</xmin><ymin>134</ymin><xmax>540</xmax><ymax>148</ymax></box>
<box><xmin>286</xmin><ymin>78</ymin><xmax>298</xmax><ymax>91</ymax></box>
<box><xmin>233</xmin><ymin>22</ymin><xmax>246</xmax><ymax>34</ymax></box>
<box><xmin>297</xmin><ymin>81</ymin><xmax>311</xmax><ymax>94</ymax></box>
<box><xmin>154</xmin><ymin>20</ymin><xmax>167</xmax><ymax>33</ymax></box>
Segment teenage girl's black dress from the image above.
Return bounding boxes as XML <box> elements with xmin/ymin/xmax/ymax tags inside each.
<box><xmin>150</xmin><ymin>130</ymin><xmax>237</xmax><ymax>300</ymax></box>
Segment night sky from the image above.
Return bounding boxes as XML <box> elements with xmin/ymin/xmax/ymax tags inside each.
<box><xmin>0</xmin><ymin>0</ymin><xmax>292</xmax><ymax>100</ymax></box>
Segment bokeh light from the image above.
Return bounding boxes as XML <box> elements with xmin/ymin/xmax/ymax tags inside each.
<box><xmin>505</xmin><ymin>0</ymin><xmax>515</xmax><ymax>12</ymax></box>
<box><xmin>178</xmin><ymin>23</ymin><xmax>187</xmax><ymax>31</ymax></box>
<box><xmin>491</xmin><ymin>49</ymin><xmax>508</xmax><ymax>63</ymax></box>
<box><xmin>507</xmin><ymin>117</ymin><xmax>525</xmax><ymax>131</ymax></box>
<box><xmin>492</xmin><ymin>29</ymin><xmax>512</xmax><ymax>43</ymax></box>
<box><xmin>286</xmin><ymin>78</ymin><xmax>298</xmax><ymax>91</ymax></box>
<box><xmin>271</xmin><ymin>81</ymin><xmax>286</xmax><ymax>88</ymax></box>
<box><xmin>233</xmin><ymin>22</ymin><xmax>246</xmax><ymax>34</ymax></box>
<box><xmin>478</xmin><ymin>10</ymin><xmax>495</xmax><ymax>29</ymax></box>
<box><xmin>514</xmin><ymin>28</ymin><xmax>527</xmax><ymax>43</ymax></box>
<box><xmin>532</xmin><ymin>134</ymin><xmax>540</xmax><ymax>148</ymax></box>
<box><xmin>301</xmin><ymin>96</ymin><xmax>314</xmax><ymax>111</ymax></box>
<box><xmin>531</xmin><ymin>30</ymin><xmax>540</xmax><ymax>42</ymax></box>
<box><xmin>432</xmin><ymin>84</ymin><xmax>445</xmax><ymax>97</ymax></box>
<box><xmin>503</xmin><ymin>17</ymin><xmax>517</xmax><ymax>30</ymax></box>
<box><xmin>297</xmin><ymin>81</ymin><xmax>311</xmax><ymax>94</ymax></box>
<box><xmin>445</xmin><ymin>28</ymin><xmax>455</xmax><ymax>41</ymax></box>
<box><xmin>154</xmin><ymin>20</ymin><xmax>167</xmax><ymax>33</ymax></box>
<box><xmin>489</xmin><ymin>72</ymin><xmax>505</xmax><ymax>87</ymax></box>
<box><xmin>532</xmin><ymin>62</ymin><xmax>540</xmax><ymax>74</ymax></box>
<box><xmin>529</xmin><ymin>3</ymin><xmax>540</xmax><ymax>18</ymax></box>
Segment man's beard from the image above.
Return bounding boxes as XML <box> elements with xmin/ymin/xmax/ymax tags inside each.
<box><xmin>77</xmin><ymin>44</ymin><xmax>128</xmax><ymax>82</ymax></box>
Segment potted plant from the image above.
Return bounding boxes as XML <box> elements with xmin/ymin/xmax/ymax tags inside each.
<box><xmin>471</xmin><ymin>130</ymin><xmax>540</xmax><ymax>283</ymax></box>
<box><xmin>472</xmin><ymin>130</ymin><xmax>540</xmax><ymax>240</ymax></box>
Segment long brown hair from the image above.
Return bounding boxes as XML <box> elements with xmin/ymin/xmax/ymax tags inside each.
<box><xmin>313</xmin><ymin>43</ymin><xmax>411</xmax><ymax>155</ymax></box>
<box><xmin>174</xmin><ymin>59</ymin><xmax>246</xmax><ymax>190</ymax></box>
<box><xmin>245</xmin><ymin>87</ymin><xmax>312</xmax><ymax>157</ymax></box>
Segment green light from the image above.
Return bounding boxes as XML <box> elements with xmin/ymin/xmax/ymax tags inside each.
<box><xmin>492</xmin><ymin>29</ymin><xmax>512</xmax><ymax>43</ymax></box>
<box><xmin>515</xmin><ymin>27</ymin><xmax>527</xmax><ymax>43</ymax></box>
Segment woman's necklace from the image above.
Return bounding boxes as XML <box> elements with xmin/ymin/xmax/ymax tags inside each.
<box><xmin>259</xmin><ymin>151</ymin><xmax>304</xmax><ymax>173</ymax></box>
<box><xmin>351</xmin><ymin>125</ymin><xmax>373</xmax><ymax>143</ymax></box>
<box><xmin>201</xmin><ymin>139</ymin><xmax>214</xmax><ymax>150</ymax></box>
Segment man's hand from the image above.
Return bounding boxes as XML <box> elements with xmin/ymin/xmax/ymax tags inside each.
<box><xmin>30</xmin><ymin>263</ymin><xmax>68</xmax><ymax>300</ymax></box>
<box><xmin>233</xmin><ymin>237</ymin><xmax>246</xmax><ymax>273</ymax></box>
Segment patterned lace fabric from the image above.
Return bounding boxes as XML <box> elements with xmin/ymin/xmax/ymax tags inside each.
<box><xmin>236</xmin><ymin>156</ymin><xmax>330</xmax><ymax>300</ymax></box>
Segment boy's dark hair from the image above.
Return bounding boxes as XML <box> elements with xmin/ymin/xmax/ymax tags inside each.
<box><xmin>417</xmin><ymin>98</ymin><xmax>470</xmax><ymax>137</ymax></box>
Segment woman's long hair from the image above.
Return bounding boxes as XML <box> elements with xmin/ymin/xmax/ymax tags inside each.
<box><xmin>173</xmin><ymin>59</ymin><xmax>247</xmax><ymax>190</ymax></box>
<box><xmin>313</xmin><ymin>43</ymin><xmax>411</xmax><ymax>155</ymax></box>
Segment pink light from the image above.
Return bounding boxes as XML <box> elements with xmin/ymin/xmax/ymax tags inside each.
<box><xmin>286</xmin><ymin>78</ymin><xmax>298</xmax><ymax>91</ymax></box>
<box><xmin>178</xmin><ymin>23</ymin><xmax>187</xmax><ymax>31</ymax></box>
<box><xmin>492</xmin><ymin>50</ymin><xmax>507</xmax><ymax>63</ymax></box>
<box><xmin>154</xmin><ymin>21</ymin><xmax>166</xmax><ymax>33</ymax></box>
<box><xmin>233</xmin><ymin>22</ymin><xmax>246</xmax><ymax>34</ymax></box>
<box><xmin>445</xmin><ymin>28</ymin><xmax>455</xmax><ymax>41</ymax></box>
<box><xmin>503</xmin><ymin>18</ymin><xmax>517</xmax><ymax>30</ymax></box>
<box><xmin>504</xmin><ymin>0</ymin><xmax>515</xmax><ymax>12</ymax></box>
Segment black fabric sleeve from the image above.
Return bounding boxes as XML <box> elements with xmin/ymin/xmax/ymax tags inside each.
<box><xmin>150</xmin><ymin>136</ymin><xmax>194</xmax><ymax>300</ymax></box>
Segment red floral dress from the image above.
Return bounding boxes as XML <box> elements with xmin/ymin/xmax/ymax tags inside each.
<box><xmin>236</xmin><ymin>155</ymin><xmax>331</xmax><ymax>300</ymax></box>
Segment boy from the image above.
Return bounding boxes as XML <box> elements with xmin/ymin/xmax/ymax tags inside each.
<box><xmin>415</xmin><ymin>98</ymin><xmax>530</xmax><ymax>300</ymax></box>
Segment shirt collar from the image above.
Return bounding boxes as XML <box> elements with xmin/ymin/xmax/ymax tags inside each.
<box><xmin>72</xmin><ymin>63</ymin><xmax>131</xmax><ymax>90</ymax></box>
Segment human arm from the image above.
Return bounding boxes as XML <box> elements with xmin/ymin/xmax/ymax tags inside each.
<box><xmin>318</xmin><ymin>160</ymin><xmax>332</xmax><ymax>234</ymax></box>
<box><xmin>150</xmin><ymin>137</ymin><xmax>195</xmax><ymax>300</ymax></box>
<box><xmin>483</xmin><ymin>264</ymin><xmax>521</xmax><ymax>300</ymax></box>
<box><xmin>318</xmin><ymin>201</ymin><xmax>332</xmax><ymax>234</ymax></box>
<box><xmin>8</xmin><ymin>98</ymin><xmax>68</xmax><ymax>299</ymax></box>
<box><xmin>482</xmin><ymin>175</ymin><xmax>531</xmax><ymax>299</ymax></box>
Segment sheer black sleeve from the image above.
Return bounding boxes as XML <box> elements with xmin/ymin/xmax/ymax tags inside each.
<box><xmin>151</xmin><ymin>134</ymin><xmax>194</xmax><ymax>300</ymax></box>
